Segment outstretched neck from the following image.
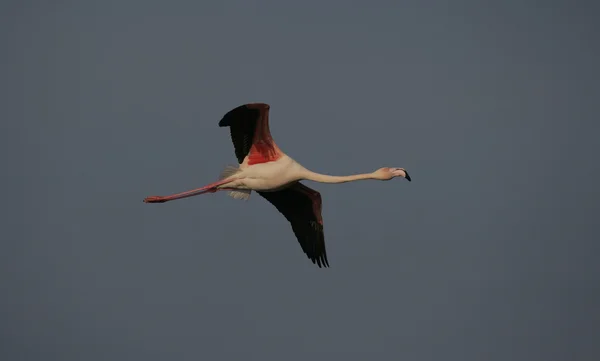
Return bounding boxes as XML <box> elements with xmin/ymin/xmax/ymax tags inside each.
<box><xmin>302</xmin><ymin>170</ymin><xmax>375</xmax><ymax>184</ymax></box>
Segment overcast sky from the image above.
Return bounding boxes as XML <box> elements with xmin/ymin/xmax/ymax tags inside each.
<box><xmin>2</xmin><ymin>1</ymin><xmax>599</xmax><ymax>360</ymax></box>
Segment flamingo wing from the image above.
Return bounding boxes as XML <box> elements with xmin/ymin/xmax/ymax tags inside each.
<box><xmin>258</xmin><ymin>182</ymin><xmax>329</xmax><ymax>268</ymax></box>
<box><xmin>218</xmin><ymin>103</ymin><xmax>282</xmax><ymax>165</ymax></box>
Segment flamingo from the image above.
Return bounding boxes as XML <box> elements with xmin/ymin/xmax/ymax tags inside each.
<box><xmin>143</xmin><ymin>103</ymin><xmax>411</xmax><ymax>268</ymax></box>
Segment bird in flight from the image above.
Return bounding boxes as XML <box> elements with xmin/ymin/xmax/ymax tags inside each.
<box><xmin>144</xmin><ymin>103</ymin><xmax>411</xmax><ymax>268</ymax></box>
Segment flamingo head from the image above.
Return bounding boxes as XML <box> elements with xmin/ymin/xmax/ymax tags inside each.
<box><xmin>373</xmin><ymin>167</ymin><xmax>412</xmax><ymax>181</ymax></box>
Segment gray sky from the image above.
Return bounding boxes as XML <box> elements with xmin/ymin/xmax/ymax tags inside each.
<box><xmin>2</xmin><ymin>1</ymin><xmax>599</xmax><ymax>360</ymax></box>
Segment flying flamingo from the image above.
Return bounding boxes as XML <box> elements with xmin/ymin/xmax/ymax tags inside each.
<box><xmin>143</xmin><ymin>103</ymin><xmax>411</xmax><ymax>268</ymax></box>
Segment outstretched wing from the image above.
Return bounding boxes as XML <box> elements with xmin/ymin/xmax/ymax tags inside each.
<box><xmin>218</xmin><ymin>103</ymin><xmax>282</xmax><ymax>165</ymax></box>
<box><xmin>258</xmin><ymin>182</ymin><xmax>329</xmax><ymax>268</ymax></box>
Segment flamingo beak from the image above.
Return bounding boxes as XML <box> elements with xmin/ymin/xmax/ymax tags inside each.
<box><xmin>391</xmin><ymin>168</ymin><xmax>411</xmax><ymax>181</ymax></box>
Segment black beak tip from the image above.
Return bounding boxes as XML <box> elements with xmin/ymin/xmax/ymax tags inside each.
<box><xmin>405</xmin><ymin>171</ymin><xmax>411</xmax><ymax>182</ymax></box>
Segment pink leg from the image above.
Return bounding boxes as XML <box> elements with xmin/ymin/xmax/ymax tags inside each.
<box><xmin>143</xmin><ymin>179</ymin><xmax>233</xmax><ymax>203</ymax></box>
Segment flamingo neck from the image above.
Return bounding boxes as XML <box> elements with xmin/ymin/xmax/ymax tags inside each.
<box><xmin>302</xmin><ymin>170</ymin><xmax>375</xmax><ymax>184</ymax></box>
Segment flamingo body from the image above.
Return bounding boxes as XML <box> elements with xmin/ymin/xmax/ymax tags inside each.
<box><xmin>222</xmin><ymin>155</ymin><xmax>306</xmax><ymax>191</ymax></box>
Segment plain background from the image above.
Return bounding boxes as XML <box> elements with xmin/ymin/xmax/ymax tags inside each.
<box><xmin>2</xmin><ymin>1</ymin><xmax>599</xmax><ymax>360</ymax></box>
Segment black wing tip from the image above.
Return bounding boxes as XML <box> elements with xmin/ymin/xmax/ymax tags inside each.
<box><xmin>218</xmin><ymin>105</ymin><xmax>245</xmax><ymax>127</ymax></box>
<box><xmin>310</xmin><ymin>254</ymin><xmax>330</xmax><ymax>268</ymax></box>
<box><xmin>218</xmin><ymin>103</ymin><xmax>268</xmax><ymax>127</ymax></box>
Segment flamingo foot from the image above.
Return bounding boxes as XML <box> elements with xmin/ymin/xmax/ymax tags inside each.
<box><xmin>143</xmin><ymin>196</ymin><xmax>166</xmax><ymax>203</ymax></box>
